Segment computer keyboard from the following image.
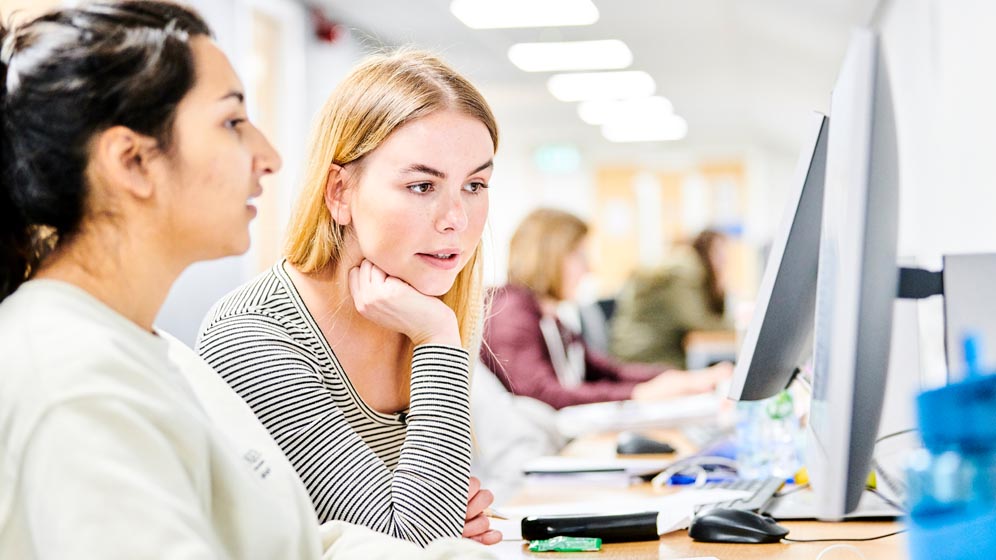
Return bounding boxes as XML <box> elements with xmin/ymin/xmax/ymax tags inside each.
<box><xmin>693</xmin><ymin>476</ymin><xmax>786</xmax><ymax>515</ymax></box>
<box><xmin>680</xmin><ymin>424</ymin><xmax>732</xmax><ymax>448</ymax></box>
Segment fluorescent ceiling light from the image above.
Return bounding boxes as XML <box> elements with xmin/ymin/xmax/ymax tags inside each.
<box><xmin>508</xmin><ymin>40</ymin><xmax>632</xmax><ymax>72</ymax></box>
<box><xmin>602</xmin><ymin>114</ymin><xmax>689</xmax><ymax>143</ymax></box>
<box><xmin>547</xmin><ymin>71</ymin><xmax>656</xmax><ymax>102</ymax></box>
<box><xmin>578</xmin><ymin>96</ymin><xmax>674</xmax><ymax>125</ymax></box>
<box><xmin>450</xmin><ymin>0</ymin><xmax>598</xmax><ymax>29</ymax></box>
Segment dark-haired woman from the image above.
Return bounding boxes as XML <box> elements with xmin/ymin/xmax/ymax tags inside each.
<box><xmin>610</xmin><ymin>229</ymin><xmax>733</xmax><ymax>367</ymax></box>
<box><xmin>0</xmin><ymin>2</ymin><xmax>487</xmax><ymax>558</ymax></box>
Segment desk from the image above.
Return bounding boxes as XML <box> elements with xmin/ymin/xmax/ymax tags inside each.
<box><xmin>491</xmin><ymin>430</ymin><xmax>907</xmax><ymax>559</ymax></box>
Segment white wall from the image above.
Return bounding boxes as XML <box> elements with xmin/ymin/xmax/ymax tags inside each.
<box><xmin>878</xmin><ymin>0</ymin><xmax>996</xmax><ymax>263</ymax></box>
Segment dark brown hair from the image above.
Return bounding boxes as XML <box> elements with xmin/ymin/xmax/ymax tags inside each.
<box><xmin>692</xmin><ymin>229</ymin><xmax>727</xmax><ymax>315</ymax></box>
<box><xmin>0</xmin><ymin>1</ymin><xmax>211</xmax><ymax>301</ymax></box>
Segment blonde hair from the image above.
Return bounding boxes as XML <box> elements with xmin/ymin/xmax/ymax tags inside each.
<box><xmin>285</xmin><ymin>49</ymin><xmax>498</xmax><ymax>349</ymax></box>
<box><xmin>507</xmin><ymin>208</ymin><xmax>589</xmax><ymax>301</ymax></box>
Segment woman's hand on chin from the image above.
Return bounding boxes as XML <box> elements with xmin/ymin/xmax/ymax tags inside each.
<box><xmin>348</xmin><ymin>259</ymin><xmax>461</xmax><ymax>347</ymax></box>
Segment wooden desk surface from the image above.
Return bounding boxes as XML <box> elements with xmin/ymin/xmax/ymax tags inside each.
<box><xmin>492</xmin><ymin>429</ymin><xmax>908</xmax><ymax>559</ymax></box>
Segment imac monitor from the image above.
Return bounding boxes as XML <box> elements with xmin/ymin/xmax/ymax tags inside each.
<box><xmin>806</xmin><ymin>27</ymin><xmax>900</xmax><ymax>520</ymax></box>
<box><xmin>728</xmin><ymin>111</ymin><xmax>829</xmax><ymax>401</ymax></box>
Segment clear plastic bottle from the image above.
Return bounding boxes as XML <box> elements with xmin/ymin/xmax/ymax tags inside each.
<box><xmin>735</xmin><ymin>389</ymin><xmax>801</xmax><ymax>481</ymax></box>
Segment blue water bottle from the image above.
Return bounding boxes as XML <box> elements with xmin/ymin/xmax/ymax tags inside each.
<box><xmin>905</xmin><ymin>338</ymin><xmax>996</xmax><ymax>560</ymax></box>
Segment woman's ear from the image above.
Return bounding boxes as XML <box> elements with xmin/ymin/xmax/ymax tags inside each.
<box><xmin>88</xmin><ymin>125</ymin><xmax>161</xmax><ymax>200</ymax></box>
<box><xmin>323</xmin><ymin>163</ymin><xmax>352</xmax><ymax>225</ymax></box>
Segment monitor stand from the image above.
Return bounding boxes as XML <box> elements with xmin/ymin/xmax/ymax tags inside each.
<box><xmin>763</xmin><ymin>486</ymin><xmax>902</xmax><ymax>521</ymax></box>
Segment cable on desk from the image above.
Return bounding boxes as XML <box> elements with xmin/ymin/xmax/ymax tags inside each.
<box><xmin>870</xmin><ymin>428</ymin><xmax>917</xmax><ymax>508</ymax></box>
<box><xmin>782</xmin><ymin>528</ymin><xmax>907</xmax><ymax>543</ymax></box>
<box><xmin>815</xmin><ymin>544</ymin><xmax>867</xmax><ymax>560</ymax></box>
<box><xmin>865</xmin><ymin>486</ymin><xmax>907</xmax><ymax>514</ymax></box>
<box><xmin>774</xmin><ymin>482</ymin><xmax>810</xmax><ymax>498</ymax></box>
<box><xmin>649</xmin><ymin>456</ymin><xmax>738</xmax><ymax>489</ymax></box>
<box><xmin>875</xmin><ymin>428</ymin><xmax>917</xmax><ymax>444</ymax></box>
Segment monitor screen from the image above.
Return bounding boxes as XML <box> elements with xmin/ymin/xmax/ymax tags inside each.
<box><xmin>728</xmin><ymin>111</ymin><xmax>828</xmax><ymax>401</ymax></box>
<box><xmin>806</xmin><ymin>26</ymin><xmax>900</xmax><ymax>520</ymax></box>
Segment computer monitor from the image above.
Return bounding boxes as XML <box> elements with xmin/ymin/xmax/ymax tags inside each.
<box><xmin>806</xmin><ymin>27</ymin><xmax>900</xmax><ymax>520</ymax></box>
<box><xmin>728</xmin><ymin>111</ymin><xmax>828</xmax><ymax>401</ymax></box>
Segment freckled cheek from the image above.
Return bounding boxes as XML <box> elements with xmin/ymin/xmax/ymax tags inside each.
<box><xmin>365</xmin><ymin>207</ymin><xmax>423</xmax><ymax>258</ymax></box>
<box><xmin>465</xmin><ymin>198</ymin><xmax>489</xmax><ymax>243</ymax></box>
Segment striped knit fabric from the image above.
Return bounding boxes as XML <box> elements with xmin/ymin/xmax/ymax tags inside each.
<box><xmin>195</xmin><ymin>261</ymin><xmax>472</xmax><ymax>546</ymax></box>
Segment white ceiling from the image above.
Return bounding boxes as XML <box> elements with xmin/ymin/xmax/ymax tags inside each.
<box><xmin>316</xmin><ymin>0</ymin><xmax>878</xmax><ymax>165</ymax></box>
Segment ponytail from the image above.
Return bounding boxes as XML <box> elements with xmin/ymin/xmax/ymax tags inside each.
<box><xmin>0</xmin><ymin>22</ymin><xmax>29</xmax><ymax>302</ymax></box>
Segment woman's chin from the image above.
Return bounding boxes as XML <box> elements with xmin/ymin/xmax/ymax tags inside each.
<box><xmin>409</xmin><ymin>275</ymin><xmax>457</xmax><ymax>297</ymax></box>
<box><xmin>415</xmin><ymin>282</ymin><xmax>452</xmax><ymax>297</ymax></box>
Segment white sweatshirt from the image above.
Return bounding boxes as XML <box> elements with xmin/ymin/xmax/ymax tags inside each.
<box><xmin>0</xmin><ymin>280</ymin><xmax>490</xmax><ymax>560</ymax></box>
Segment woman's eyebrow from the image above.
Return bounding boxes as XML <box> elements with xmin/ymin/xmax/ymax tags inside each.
<box><xmin>400</xmin><ymin>163</ymin><xmax>446</xmax><ymax>179</ymax></box>
<box><xmin>218</xmin><ymin>90</ymin><xmax>245</xmax><ymax>104</ymax></box>
<box><xmin>400</xmin><ymin>160</ymin><xmax>494</xmax><ymax>179</ymax></box>
<box><xmin>471</xmin><ymin>159</ymin><xmax>494</xmax><ymax>174</ymax></box>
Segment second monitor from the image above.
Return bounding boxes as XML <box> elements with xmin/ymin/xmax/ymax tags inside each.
<box><xmin>728</xmin><ymin>110</ymin><xmax>828</xmax><ymax>402</ymax></box>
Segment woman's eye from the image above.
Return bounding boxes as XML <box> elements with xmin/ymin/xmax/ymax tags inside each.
<box><xmin>408</xmin><ymin>183</ymin><xmax>433</xmax><ymax>194</ymax></box>
<box><xmin>464</xmin><ymin>181</ymin><xmax>488</xmax><ymax>193</ymax></box>
<box><xmin>225</xmin><ymin>118</ymin><xmax>247</xmax><ymax>130</ymax></box>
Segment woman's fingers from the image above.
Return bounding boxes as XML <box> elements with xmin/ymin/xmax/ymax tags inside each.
<box><xmin>466</xmin><ymin>487</ymin><xmax>494</xmax><ymax>520</ymax></box>
<box><xmin>462</xmin><ymin>513</ymin><xmax>491</xmax><ymax>538</ymax></box>
<box><xmin>468</xmin><ymin>529</ymin><xmax>503</xmax><ymax>545</ymax></box>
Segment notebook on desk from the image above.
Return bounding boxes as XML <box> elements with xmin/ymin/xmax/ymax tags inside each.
<box><xmin>555</xmin><ymin>394</ymin><xmax>722</xmax><ymax>438</ymax></box>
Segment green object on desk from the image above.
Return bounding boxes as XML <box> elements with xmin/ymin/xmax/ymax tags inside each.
<box><xmin>528</xmin><ymin>536</ymin><xmax>602</xmax><ymax>552</ymax></box>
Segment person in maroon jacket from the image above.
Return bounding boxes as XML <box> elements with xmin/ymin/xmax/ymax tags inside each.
<box><xmin>481</xmin><ymin>208</ymin><xmax>731</xmax><ymax>410</ymax></box>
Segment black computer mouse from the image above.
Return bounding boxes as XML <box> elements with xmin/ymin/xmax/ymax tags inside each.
<box><xmin>688</xmin><ymin>508</ymin><xmax>789</xmax><ymax>544</ymax></box>
<box><xmin>615</xmin><ymin>431</ymin><xmax>676</xmax><ymax>455</ymax></box>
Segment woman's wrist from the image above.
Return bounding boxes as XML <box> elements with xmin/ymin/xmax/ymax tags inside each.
<box><xmin>409</xmin><ymin>318</ymin><xmax>461</xmax><ymax>347</ymax></box>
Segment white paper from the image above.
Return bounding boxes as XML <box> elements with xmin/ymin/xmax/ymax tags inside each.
<box><xmin>489</xmin><ymin>517</ymin><xmax>523</xmax><ymax>541</ymax></box>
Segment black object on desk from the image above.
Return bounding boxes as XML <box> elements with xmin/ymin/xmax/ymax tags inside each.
<box><xmin>688</xmin><ymin>508</ymin><xmax>789</xmax><ymax>544</ymax></box>
<box><xmin>616</xmin><ymin>431</ymin><xmax>676</xmax><ymax>455</ymax></box>
<box><xmin>521</xmin><ymin>511</ymin><xmax>660</xmax><ymax>543</ymax></box>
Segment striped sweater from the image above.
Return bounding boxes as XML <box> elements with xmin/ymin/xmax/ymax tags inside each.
<box><xmin>196</xmin><ymin>261</ymin><xmax>472</xmax><ymax>547</ymax></box>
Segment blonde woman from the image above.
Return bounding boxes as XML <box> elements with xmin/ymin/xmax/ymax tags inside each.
<box><xmin>197</xmin><ymin>50</ymin><xmax>500</xmax><ymax>547</ymax></box>
<box><xmin>482</xmin><ymin>208</ymin><xmax>731</xmax><ymax>409</ymax></box>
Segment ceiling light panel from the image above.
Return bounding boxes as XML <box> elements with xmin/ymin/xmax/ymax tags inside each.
<box><xmin>577</xmin><ymin>96</ymin><xmax>675</xmax><ymax>125</ymax></box>
<box><xmin>508</xmin><ymin>40</ymin><xmax>632</xmax><ymax>72</ymax></box>
<box><xmin>601</xmin><ymin>114</ymin><xmax>689</xmax><ymax>143</ymax></box>
<box><xmin>547</xmin><ymin>71</ymin><xmax>656</xmax><ymax>102</ymax></box>
<box><xmin>450</xmin><ymin>0</ymin><xmax>598</xmax><ymax>29</ymax></box>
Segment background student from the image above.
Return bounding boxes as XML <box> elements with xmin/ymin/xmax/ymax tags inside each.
<box><xmin>197</xmin><ymin>50</ymin><xmax>501</xmax><ymax>546</ymax></box>
<box><xmin>0</xmin><ymin>2</ymin><xmax>490</xmax><ymax>559</ymax></box>
<box><xmin>611</xmin><ymin>229</ymin><xmax>734</xmax><ymax>367</ymax></box>
<box><xmin>481</xmin><ymin>208</ymin><xmax>731</xmax><ymax>410</ymax></box>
